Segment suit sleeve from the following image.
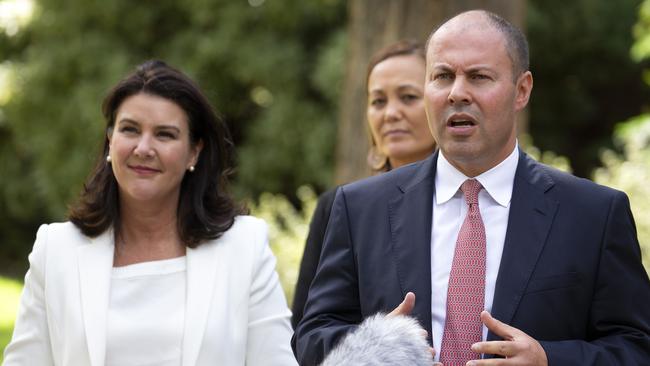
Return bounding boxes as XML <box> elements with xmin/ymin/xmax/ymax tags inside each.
<box><xmin>291</xmin><ymin>188</ymin><xmax>338</xmax><ymax>329</ymax></box>
<box><xmin>245</xmin><ymin>219</ymin><xmax>298</xmax><ymax>366</ymax></box>
<box><xmin>540</xmin><ymin>191</ymin><xmax>650</xmax><ymax>365</ymax></box>
<box><xmin>3</xmin><ymin>224</ymin><xmax>55</xmax><ymax>366</ymax></box>
<box><xmin>292</xmin><ymin>188</ymin><xmax>363</xmax><ymax>366</ymax></box>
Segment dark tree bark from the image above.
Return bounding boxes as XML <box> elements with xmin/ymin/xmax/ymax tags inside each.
<box><xmin>335</xmin><ymin>0</ymin><xmax>527</xmax><ymax>184</ymax></box>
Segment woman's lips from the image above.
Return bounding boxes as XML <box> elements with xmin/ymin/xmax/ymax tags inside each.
<box><xmin>383</xmin><ymin>129</ymin><xmax>410</xmax><ymax>138</ymax></box>
<box><xmin>129</xmin><ymin>165</ymin><xmax>160</xmax><ymax>175</ymax></box>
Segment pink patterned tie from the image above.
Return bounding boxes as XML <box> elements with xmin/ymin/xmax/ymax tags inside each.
<box><xmin>439</xmin><ymin>179</ymin><xmax>486</xmax><ymax>366</ymax></box>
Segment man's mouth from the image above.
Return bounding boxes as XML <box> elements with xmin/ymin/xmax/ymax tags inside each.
<box><xmin>449</xmin><ymin>120</ymin><xmax>475</xmax><ymax>127</ymax></box>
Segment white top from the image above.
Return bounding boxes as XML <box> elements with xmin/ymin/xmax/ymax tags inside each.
<box><xmin>105</xmin><ymin>256</ymin><xmax>187</xmax><ymax>366</ymax></box>
<box><xmin>3</xmin><ymin>216</ymin><xmax>297</xmax><ymax>366</ymax></box>
<box><xmin>430</xmin><ymin>145</ymin><xmax>519</xmax><ymax>361</ymax></box>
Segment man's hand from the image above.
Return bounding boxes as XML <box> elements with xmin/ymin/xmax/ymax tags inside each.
<box><xmin>388</xmin><ymin>292</ymin><xmax>416</xmax><ymax>317</ymax></box>
<box><xmin>467</xmin><ymin>311</ymin><xmax>548</xmax><ymax>366</ymax></box>
<box><xmin>388</xmin><ymin>293</ymin><xmax>443</xmax><ymax>365</ymax></box>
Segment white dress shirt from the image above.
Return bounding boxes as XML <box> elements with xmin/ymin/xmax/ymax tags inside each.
<box><xmin>106</xmin><ymin>256</ymin><xmax>186</xmax><ymax>366</ymax></box>
<box><xmin>430</xmin><ymin>145</ymin><xmax>519</xmax><ymax>360</ymax></box>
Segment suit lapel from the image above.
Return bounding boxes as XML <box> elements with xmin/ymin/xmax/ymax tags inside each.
<box><xmin>489</xmin><ymin>152</ymin><xmax>558</xmax><ymax>339</ymax></box>
<box><xmin>78</xmin><ymin>230</ymin><xmax>114</xmax><ymax>366</ymax></box>
<box><xmin>388</xmin><ymin>153</ymin><xmax>436</xmax><ymax>341</ymax></box>
<box><xmin>182</xmin><ymin>240</ymin><xmax>220</xmax><ymax>366</ymax></box>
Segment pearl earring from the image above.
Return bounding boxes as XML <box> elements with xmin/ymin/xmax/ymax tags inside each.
<box><xmin>188</xmin><ymin>165</ymin><xmax>195</xmax><ymax>172</ymax></box>
<box><xmin>106</xmin><ymin>155</ymin><xmax>112</xmax><ymax>163</ymax></box>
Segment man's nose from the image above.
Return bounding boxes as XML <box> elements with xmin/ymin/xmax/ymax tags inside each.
<box><xmin>448</xmin><ymin>78</ymin><xmax>472</xmax><ymax>105</ymax></box>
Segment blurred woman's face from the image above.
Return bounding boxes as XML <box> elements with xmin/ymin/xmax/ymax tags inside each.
<box><xmin>108</xmin><ymin>93</ymin><xmax>202</xmax><ymax>207</ymax></box>
<box><xmin>367</xmin><ymin>54</ymin><xmax>435</xmax><ymax>168</ymax></box>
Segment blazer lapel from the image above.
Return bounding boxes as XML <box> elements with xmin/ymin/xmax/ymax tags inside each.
<box><xmin>182</xmin><ymin>240</ymin><xmax>220</xmax><ymax>366</ymax></box>
<box><xmin>78</xmin><ymin>230</ymin><xmax>114</xmax><ymax>366</ymax></box>
<box><xmin>388</xmin><ymin>153</ymin><xmax>436</xmax><ymax>342</ymax></box>
<box><xmin>489</xmin><ymin>152</ymin><xmax>558</xmax><ymax>339</ymax></box>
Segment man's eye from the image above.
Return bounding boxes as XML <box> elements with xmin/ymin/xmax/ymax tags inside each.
<box><xmin>434</xmin><ymin>73</ymin><xmax>453</xmax><ymax>81</ymax></box>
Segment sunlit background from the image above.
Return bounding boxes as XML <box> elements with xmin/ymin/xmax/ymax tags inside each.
<box><xmin>2</xmin><ymin>0</ymin><xmax>650</xmax><ymax>361</ymax></box>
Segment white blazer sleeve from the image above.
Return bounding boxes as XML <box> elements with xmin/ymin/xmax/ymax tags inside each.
<box><xmin>3</xmin><ymin>224</ymin><xmax>55</xmax><ymax>366</ymax></box>
<box><xmin>245</xmin><ymin>220</ymin><xmax>298</xmax><ymax>366</ymax></box>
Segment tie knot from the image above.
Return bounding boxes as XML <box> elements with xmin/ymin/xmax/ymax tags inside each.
<box><xmin>460</xmin><ymin>179</ymin><xmax>482</xmax><ymax>205</ymax></box>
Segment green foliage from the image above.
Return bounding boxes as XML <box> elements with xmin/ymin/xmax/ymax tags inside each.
<box><xmin>632</xmin><ymin>0</ymin><xmax>650</xmax><ymax>62</ymax></box>
<box><xmin>0</xmin><ymin>0</ymin><xmax>345</xmax><ymax>269</ymax></box>
<box><xmin>593</xmin><ymin>116</ymin><xmax>650</xmax><ymax>273</ymax></box>
<box><xmin>248</xmin><ymin>186</ymin><xmax>317</xmax><ymax>305</ymax></box>
<box><xmin>0</xmin><ymin>276</ymin><xmax>22</xmax><ymax>362</ymax></box>
<box><xmin>527</xmin><ymin>0</ymin><xmax>648</xmax><ymax>178</ymax></box>
<box><xmin>520</xmin><ymin>134</ymin><xmax>573</xmax><ymax>173</ymax></box>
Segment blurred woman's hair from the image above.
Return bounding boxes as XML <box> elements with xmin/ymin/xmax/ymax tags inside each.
<box><xmin>68</xmin><ymin>60</ymin><xmax>245</xmax><ymax>247</ymax></box>
<box><xmin>365</xmin><ymin>39</ymin><xmax>426</xmax><ymax>173</ymax></box>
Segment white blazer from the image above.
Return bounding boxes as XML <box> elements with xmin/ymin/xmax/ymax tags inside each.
<box><xmin>3</xmin><ymin>216</ymin><xmax>298</xmax><ymax>366</ymax></box>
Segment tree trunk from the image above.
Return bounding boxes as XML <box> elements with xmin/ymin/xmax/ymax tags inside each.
<box><xmin>335</xmin><ymin>0</ymin><xmax>527</xmax><ymax>185</ymax></box>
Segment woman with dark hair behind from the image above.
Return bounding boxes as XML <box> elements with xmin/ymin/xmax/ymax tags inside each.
<box><xmin>292</xmin><ymin>40</ymin><xmax>437</xmax><ymax>328</ymax></box>
<box><xmin>4</xmin><ymin>61</ymin><xmax>297</xmax><ymax>366</ymax></box>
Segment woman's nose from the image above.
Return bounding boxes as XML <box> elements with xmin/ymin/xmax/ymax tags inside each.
<box><xmin>384</xmin><ymin>99</ymin><xmax>402</xmax><ymax>122</ymax></box>
<box><xmin>133</xmin><ymin>135</ymin><xmax>155</xmax><ymax>158</ymax></box>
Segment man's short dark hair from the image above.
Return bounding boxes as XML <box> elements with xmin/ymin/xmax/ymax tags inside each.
<box><xmin>426</xmin><ymin>10</ymin><xmax>530</xmax><ymax>78</ymax></box>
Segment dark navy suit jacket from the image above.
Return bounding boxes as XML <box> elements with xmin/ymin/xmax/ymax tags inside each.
<box><xmin>292</xmin><ymin>150</ymin><xmax>650</xmax><ymax>365</ymax></box>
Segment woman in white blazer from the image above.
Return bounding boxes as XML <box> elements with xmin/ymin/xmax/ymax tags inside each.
<box><xmin>3</xmin><ymin>61</ymin><xmax>297</xmax><ymax>366</ymax></box>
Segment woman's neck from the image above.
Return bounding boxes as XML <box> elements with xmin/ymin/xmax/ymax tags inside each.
<box><xmin>114</xmin><ymin>197</ymin><xmax>185</xmax><ymax>267</ymax></box>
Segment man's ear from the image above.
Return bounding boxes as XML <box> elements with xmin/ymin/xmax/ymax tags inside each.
<box><xmin>514</xmin><ymin>71</ymin><xmax>533</xmax><ymax>112</ymax></box>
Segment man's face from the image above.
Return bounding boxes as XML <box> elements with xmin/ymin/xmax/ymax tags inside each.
<box><xmin>424</xmin><ymin>17</ymin><xmax>532</xmax><ymax>177</ymax></box>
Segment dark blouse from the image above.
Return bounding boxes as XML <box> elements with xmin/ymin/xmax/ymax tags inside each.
<box><xmin>291</xmin><ymin>188</ymin><xmax>338</xmax><ymax>329</ymax></box>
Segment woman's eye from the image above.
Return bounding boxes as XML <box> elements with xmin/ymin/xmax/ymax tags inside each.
<box><xmin>401</xmin><ymin>94</ymin><xmax>419</xmax><ymax>103</ymax></box>
<box><xmin>119</xmin><ymin>126</ymin><xmax>138</xmax><ymax>133</ymax></box>
<box><xmin>157</xmin><ymin>131</ymin><xmax>176</xmax><ymax>139</ymax></box>
<box><xmin>370</xmin><ymin>98</ymin><xmax>386</xmax><ymax>107</ymax></box>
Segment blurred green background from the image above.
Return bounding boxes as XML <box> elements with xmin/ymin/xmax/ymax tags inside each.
<box><xmin>2</xmin><ymin>0</ymin><xmax>650</xmax><ymax>360</ymax></box>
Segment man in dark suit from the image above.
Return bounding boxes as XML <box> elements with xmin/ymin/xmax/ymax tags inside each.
<box><xmin>292</xmin><ymin>9</ymin><xmax>650</xmax><ymax>366</ymax></box>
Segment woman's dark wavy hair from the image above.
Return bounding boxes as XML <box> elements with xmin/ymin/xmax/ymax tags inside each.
<box><xmin>68</xmin><ymin>60</ymin><xmax>245</xmax><ymax>248</ymax></box>
<box><xmin>365</xmin><ymin>39</ymin><xmax>426</xmax><ymax>173</ymax></box>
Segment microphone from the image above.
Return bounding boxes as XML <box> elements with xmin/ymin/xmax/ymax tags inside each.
<box><xmin>320</xmin><ymin>313</ymin><xmax>435</xmax><ymax>366</ymax></box>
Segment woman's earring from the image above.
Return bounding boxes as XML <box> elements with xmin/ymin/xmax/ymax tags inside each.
<box><xmin>367</xmin><ymin>145</ymin><xmax>388</xmax><ymax>172</ymax></box>
<box><xmin>106</xmin><ymin>155</ymin><xmax>112</xmax><ymax>163</ymax></box>
<box><xmin>188</xmin><ymin>165</ymin><xmax>195</xmax><ymax>172</ymax></box>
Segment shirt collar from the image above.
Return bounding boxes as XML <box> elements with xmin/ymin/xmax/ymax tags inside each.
<box><xmin>435</xmin><ymin>144</ymin><xmax>519</xmax><ymax>207</ymax></box>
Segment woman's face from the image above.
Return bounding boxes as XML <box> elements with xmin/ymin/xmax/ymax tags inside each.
<box><xmin>108</xmin><ymin>93</ymin><xmax>202</xmax><ymax>206</ymax></box>
<box><xmin>367</xmin><ymin>54</ymin><xmax>436</xmax><ymax>168</ymax></box>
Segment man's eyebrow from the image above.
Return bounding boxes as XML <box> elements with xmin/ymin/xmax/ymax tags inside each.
<box><xmin>431</xmin><ymin>64</ymin><xmax>452</xmax><ymax>71</ymax></box>
<box><xmin>465</xmin><ymin>65</ymin><xmax>493</xmax><ymax>73</ymax></box>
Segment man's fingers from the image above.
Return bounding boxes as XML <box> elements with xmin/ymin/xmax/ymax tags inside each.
<box><xmin>480</xmin><ymin>310</ymin><xmax>516</xmax><ymax>340</ymax></box>
<box><xmin>473</xmin><ymin>314</ymin><xmax>548</xmax><ymax>365</ymax></box>
<box><xmin>388</xmin><ymin>292</ymin><xmax>415</xmax><ymax>317</ymax></box>
<box><xmin>471</xmin><ymin>340</ymin><xmax>517</xmax><ymax>357</ymax></box>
